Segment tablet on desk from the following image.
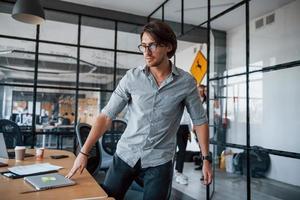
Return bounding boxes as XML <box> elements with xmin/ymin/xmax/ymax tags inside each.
<box><xmin>24</xmin><ymin>173</ymin><xmax>76</xmax><ymax>190</ymax></box>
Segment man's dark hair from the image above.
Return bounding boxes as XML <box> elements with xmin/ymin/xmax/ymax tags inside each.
<box><xmin>140</xmin><ymin>20</ymin><xmax>177</xmax><ymax>58</ymax></box>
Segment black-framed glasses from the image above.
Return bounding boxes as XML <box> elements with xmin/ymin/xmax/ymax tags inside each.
<box><xmin>138</xmin><ymin>43</ymin><xmax>162</xmax><ymax>53</ymax></box>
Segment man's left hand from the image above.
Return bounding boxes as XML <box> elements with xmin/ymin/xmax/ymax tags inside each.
<box><xmin>202</xmin><ymin>160</ymin><xmax>213</xmax><ymax>185</ymax></box>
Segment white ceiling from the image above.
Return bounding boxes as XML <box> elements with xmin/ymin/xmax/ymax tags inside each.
<box><xmin>60</xmin><ymin>0</ymin><xmax>295</xmax><ymax>31</ymax></box>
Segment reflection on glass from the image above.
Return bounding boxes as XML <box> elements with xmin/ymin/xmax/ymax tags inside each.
<box><xmin>116</xmin><ymin>52</ymin><xmax>144</xmax><ymax>86</ymax></box>
<box><xmin>164</xmin><ymin>0</ymin><xmax>182</xmax><ymax>36</ymax></box>
<box><xmin>40</xmin><ymin>10</ymin><xmax>78</xmax><ymax>44</ymax></box>
<box><xmin>210</xmin><ymin>4</ymin><xmax>245</xmax><ymax>78</ymax></box>
<box><xmin>118</xmin><ymin>22</ymin><xmax>142</xmax><ymax>52</ymax></box>
<box><xmin>81</xmin><ymin>17</ymin><xmax>115</xmax><ymax>49</ymax></box>
<box><xmin>80</xmin><ymin>48</ymin><xmax>114</xmax><ymax>90</ymax></box>
<box><xmin>209</xmin><ymin>77</ymin><xmax>246</xmax><ymax>147</ymax></box>
<box><xmin>0</xmin><ymin>39</ymin><xmax>36</xmax><ymax>85</ymax></box>
<box><xmin>184</xmin><ymin>0</ymin><xmax>207</xmax><ymax>26</ymax></box>
<box><xmin>38</xmin><ymin>43</ymin><xmax>77</xmax><ymax>88</ymax></box>
<box><xmin>149</xmin><ymin>7</ymin><xmax>162</xmax><ymax>21</ymax></box>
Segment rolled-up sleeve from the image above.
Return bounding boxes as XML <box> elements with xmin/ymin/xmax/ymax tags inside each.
<box><xmin>101</xmin><ymin>72</ymin><xmax>131</xmax><ymax>119</ymax></box>
<box><xmin>184</xmin><ymin>77</ymin><xmax>208</xmax><ymax>126</ymax></box>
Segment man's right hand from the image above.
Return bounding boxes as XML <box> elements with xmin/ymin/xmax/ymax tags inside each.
<box><xmin>65</xmin><ymin>153</ymin><xmax>88</xmax><ymax>179</ymax></box>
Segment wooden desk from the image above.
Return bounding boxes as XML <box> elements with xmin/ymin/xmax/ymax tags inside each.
<box><xmin>0</xmin><ymin>149</ymin><xmax>108</xmax><ymax>200</ymax></box>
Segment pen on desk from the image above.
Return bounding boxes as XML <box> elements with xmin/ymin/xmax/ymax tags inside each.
<box><xmin>20</xmin><ymin>189</ymin><xmax>47</xmax><ymax>194</ymax></box>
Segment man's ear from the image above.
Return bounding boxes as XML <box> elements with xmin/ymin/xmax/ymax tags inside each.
<box><xmin>167</xmin><ymin>44</ymin><xmax>172</xmax><ymax>53</ymax></box>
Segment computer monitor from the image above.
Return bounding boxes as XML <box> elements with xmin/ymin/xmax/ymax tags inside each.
<box><xmin>0</xmin><ymin>133</ymin><xmax>9</xmax><ymax>159</ymax></box>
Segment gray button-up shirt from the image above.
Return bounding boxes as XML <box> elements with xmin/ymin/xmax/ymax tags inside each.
<box><xmin>102</xmin><ymin>64</ymin><xmax>207</xmax><ymax>168</ymax></box>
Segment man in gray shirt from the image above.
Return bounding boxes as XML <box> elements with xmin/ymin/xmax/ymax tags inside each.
<box><xmin>66</xmin><ymin>20</ymin><xmax>212</xmax><ymax>200</ymax></box>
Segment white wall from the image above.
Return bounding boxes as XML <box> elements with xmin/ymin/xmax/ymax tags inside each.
<box><xmin>175</xmin><ymin>40</ymin><xmax>203</xmax><ymax>72</ymax></box>
<box><xmin>224</xmin><ymin>0</ymin><xmax>300</xmax><ymax>186</ymax></box>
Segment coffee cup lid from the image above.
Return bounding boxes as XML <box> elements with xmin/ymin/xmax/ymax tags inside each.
<box><xmin>15</xmin><ymin>146</ymin><xmax>26</xmax><ymax>150</ymax></box>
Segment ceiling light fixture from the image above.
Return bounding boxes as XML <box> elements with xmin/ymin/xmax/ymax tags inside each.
<box><xmin>12</xmin><ymin>0</ymin><xmax>45</xmax><ymax>25</ymax></box>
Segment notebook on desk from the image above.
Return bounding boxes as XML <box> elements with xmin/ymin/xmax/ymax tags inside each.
<box><xmin>24</xmin><ymin>173</ymin><xmax>76</xmax><ymax>190</ymax></box>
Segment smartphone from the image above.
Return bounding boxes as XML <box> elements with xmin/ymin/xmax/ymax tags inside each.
<box><xmin>50</xmin><ymin>155</ymin><xmax>69</xmax><ymax>159</ymax></box>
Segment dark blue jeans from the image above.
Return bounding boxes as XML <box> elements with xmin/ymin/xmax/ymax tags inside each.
<box><xmin>102</xmin><ymin>154</ymin><xmax>173</xmax><ymax>200</ymax></box>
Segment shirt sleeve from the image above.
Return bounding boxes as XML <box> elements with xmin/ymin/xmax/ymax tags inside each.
<box><xmin>184</xmin><ymin>77</ymin><xmax>208</xmax><ymax>126</ymax></box>
<box><xmin>101</xmin><ymin>72</ymin><xmax>131</xmax><ymax>120</ymax></box>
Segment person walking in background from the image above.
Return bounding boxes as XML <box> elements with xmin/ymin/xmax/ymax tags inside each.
<box><xmin>198</xmin><ymin>84</ymin><xmax>207</xmax><ymax>106</ymax></box>
<box><xmin>175</xmin><ymin>108</ymin><xmax>192</xmax><ymax>185</ymax></box>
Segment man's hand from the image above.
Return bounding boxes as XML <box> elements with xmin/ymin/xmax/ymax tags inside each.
<box><xmin>65</xmin><ymin>153</ymin><xmax>88</xmax><ymax>179</ymax></box>
<box><xmin>202</xmin><ymin>160</ymin><xmax>212</xmax><ymax>185</ymax></box>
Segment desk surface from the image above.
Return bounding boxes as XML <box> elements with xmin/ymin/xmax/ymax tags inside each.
<box><xmin>0</xmin><ymin>149</ymin><xmax>108</xmax><ymax>200</ymax></box>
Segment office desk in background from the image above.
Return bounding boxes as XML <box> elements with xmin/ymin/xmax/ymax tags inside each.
<box><xmin>20</xmin><ymin>125</ymin><xmax>76</xmax><ymax>149</ymax></box>
<box><xmin>36</xmin><ymin>125</ymin><xmax>75</xmax><ymax>149</ymax></box>
<box><xmin>0</xmin><ymin>149</ymin><xmax>109</xmax><ymax>200</ymax></box>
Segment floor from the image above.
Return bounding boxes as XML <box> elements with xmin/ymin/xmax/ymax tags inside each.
<box><xmin>172</xmin><ymin>162</ymin><xmax>300</xmax><ymax>200</ymax></box>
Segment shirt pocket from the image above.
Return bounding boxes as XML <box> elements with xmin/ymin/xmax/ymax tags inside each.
<box><xmin>159</xmin><ymin>95</ymin><xmax>180</xmax><ymax>117</ymax></box>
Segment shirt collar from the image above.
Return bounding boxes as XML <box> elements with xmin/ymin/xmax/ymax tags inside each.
<box><xmin>140</xmin><ymin>61</ymin><xmax>180</xmax><ymax>76</ymax></box>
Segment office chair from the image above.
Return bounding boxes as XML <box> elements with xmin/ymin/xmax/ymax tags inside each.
<box><xmin>0</xmin><ymin>119</ymin><xmax>23</xmax><ymax>148</ymax></box>
<box><xmin>62</xmin><ymin>118</ymin><xmax>71</xmax><ymax>125</ymax></box>
<box><xmin>100</xmin><ymin>119</ymin><xmax>126</xmax><ymax>170</ymax></box>
<box><xmin>75</xmin><ymin>123</ymin><xmax>102</xmax><ymax>177</ymax></box>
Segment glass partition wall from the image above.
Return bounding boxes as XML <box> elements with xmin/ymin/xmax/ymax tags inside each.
<box><xmin>148</xmin><ymin>0</ymin><xmax>300</xmax><ymax>200</ymax></box>
<box><xmin>0</xmin><ymin>2</ymin><xmax>143</xmax><ymax>150</ymax></box>
<box><xmin>1</xmin><ymin>0</ymin><xmax>300</xmax><ymax>199</ymax></box>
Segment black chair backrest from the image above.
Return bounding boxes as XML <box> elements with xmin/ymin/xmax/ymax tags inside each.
<box><xmin>62</xmin><ymin>118</ymin><xmax>71</xmax><ymax>125</ymax></box>
<box><xmin>0</xmin><ymin>119</ymin><xmax>23</xmax><ymax>148</ymax></box>
<box><xmin>102</xmin><ymin>119</ymin><xmax>127</xmax><ymax>155</ymax></box>
<box><xmin>75</xmin><ymin>123</ymin><xmax>102</xmax><ymax>175</ymax></box>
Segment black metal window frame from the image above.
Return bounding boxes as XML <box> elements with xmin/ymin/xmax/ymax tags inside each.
<box><xmin>148</xmin><ymin>0</ymin><xmax>300</xmax><ymax>200</ymax></box>
<box><xmin>0</xmin><ymin>1</ymin><xmax>143</xmax><ymax>148</ymax></box>
<box><xmin>1</xmin><ymin>1</ymin><xmax>299</xmax><ymax>199</ymax></box>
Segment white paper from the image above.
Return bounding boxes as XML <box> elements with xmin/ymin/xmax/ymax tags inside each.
<box><xmin>8</xmin><ymin>163</ymin><xmax>63</xmax><ymax>175</ymax></box>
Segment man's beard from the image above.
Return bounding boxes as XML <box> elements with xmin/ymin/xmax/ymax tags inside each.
<box><xmin>146</xmin><ymin>55</ymin><xmax>165</xmax><ymax>67</ymax></box>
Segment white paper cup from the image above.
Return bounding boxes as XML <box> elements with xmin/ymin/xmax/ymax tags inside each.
<box><xmin>14</xmin><ymin>146</ymin><xmax>26</xmax><ymax>161</ymax></box>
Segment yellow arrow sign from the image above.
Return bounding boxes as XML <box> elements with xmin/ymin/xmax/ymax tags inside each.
<box><xmin>190</xmin><ymin>50</ymin><xmax>207</xmax><ymax>84</ymax></box>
